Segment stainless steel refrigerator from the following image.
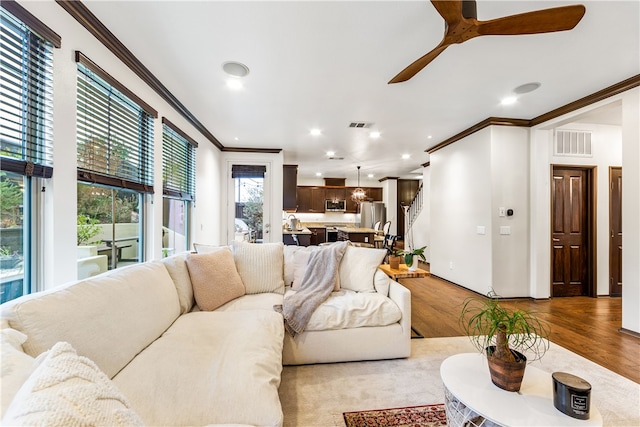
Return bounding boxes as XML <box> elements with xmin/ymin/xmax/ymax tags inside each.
<box><xmin>359</xmin><ymin>201</ymin><xmax>386</xmax><ymax>230</ymax></box>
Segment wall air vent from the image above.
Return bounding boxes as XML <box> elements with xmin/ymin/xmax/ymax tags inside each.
<box><xmin>555</xmin><ymin>130</ymin><xmax>593</xmax><ymax>157</ymax></box>
<box><xmin>349</xmin><ymin>122</ymin><xmax>373</xmax><ymax>128</ymax></box>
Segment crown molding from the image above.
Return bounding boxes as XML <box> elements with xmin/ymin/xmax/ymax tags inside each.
<box><xmin>427</xmin><ymin>74</ymin><xmax>640</xmax><ymax>155</ymax></box>
<box><xmin>221</xmin><ymin>147</ymin><xmax>282</xmax><ymax>154</ymax></box>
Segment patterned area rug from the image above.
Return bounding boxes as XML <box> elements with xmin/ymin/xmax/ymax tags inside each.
<box><xmin>343</xmin><ymin>403</ymin><xmax>447</xmax><ymax>427</ymax></box>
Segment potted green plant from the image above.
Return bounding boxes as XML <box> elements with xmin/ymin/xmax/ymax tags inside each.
<box><xmin>459</xmin><ymin>290</ymin><xmax>550</xmax><ymax>392</ymax></box>
<box><xmin>395</xmin><ymin>246</ymin><xmax>426</xmax><ymax>271</ymax></box>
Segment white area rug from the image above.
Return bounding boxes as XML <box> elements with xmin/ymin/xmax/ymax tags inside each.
<box><xmin>279</xmin><ymin>336</ymin><xmax>640</xmax><ymax>427</ymax></box>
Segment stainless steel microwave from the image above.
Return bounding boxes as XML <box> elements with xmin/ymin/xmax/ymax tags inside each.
<box><xmin>325</xmin><ymin>199</ymin><xmax>346</xmax><ymax>212</ymax></box>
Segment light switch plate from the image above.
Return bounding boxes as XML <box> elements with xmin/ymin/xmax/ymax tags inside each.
<box><xmin>477</xmin><ymin>226</ymin><xmax>486</xmax><ymax>235</ymax></box>
<box><xmin>500</xmin><ymin>226</ymin><xmax>511</xmax><ymax>235</ymax></box>
<box><xmin>499</xmin><ymin>207</ymin><xmax>506</xmax><ymax>217</ymax></box>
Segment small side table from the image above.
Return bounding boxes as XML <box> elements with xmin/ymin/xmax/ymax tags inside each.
<box><xmin>378</xmin><ymin>263</ymin><xmax>429</xmax><ymax>339</ymax></box>
<box><xmin>440</xmin><ymin>353</ymin><xmax>602</xmax><ymax>427</ymax></box>
<box><xmin>378</xmin><ymin>263</ymin><xmax>429</xmax><ymax>280</ymax></box>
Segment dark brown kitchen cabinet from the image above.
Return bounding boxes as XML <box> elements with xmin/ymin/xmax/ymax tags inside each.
<box><xmin>324</xmin><ymin>186</ymin><xmax>346</xmax><ymax>202</ymax></box>
<box><xmin>367</xmin><ymin>187</ymin><xmax>383</xmax><ymax>201</ymax></box>
<box><xmin>308</xmin><ymin>227</ymin><xmax>326</xmax><ymax>245</ymax></box>
<box><xmin>283</xmin><ymin>165</ymin><xmax>298</xmax><ymax>211</ymax></box>
<box><xmin>296</xmin><ymin>187</ymin><xmax>325</xmax><ymax>213</ymax></box>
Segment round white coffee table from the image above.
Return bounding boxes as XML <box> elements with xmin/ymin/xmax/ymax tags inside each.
<box><xmin>440</xmin><ymin>353</ymin><xmax>602</xmax><ymax>427</ymax></box>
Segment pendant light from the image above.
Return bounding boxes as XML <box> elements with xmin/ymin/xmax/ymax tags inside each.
<box><xmin>351</xmin><ymin>166</ymin><xmax>367</xmax><ymax>204</ymax></box>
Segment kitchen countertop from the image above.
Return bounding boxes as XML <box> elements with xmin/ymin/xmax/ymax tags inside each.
<box><xmin>282</xmin><ymin>227</ymin><xmax>312</xmax><ymax>235</ymax></box>
<box><xmin>335</xmin><ymin>227</ymin><xmax>377</xmax><ymax>233</ymax></box>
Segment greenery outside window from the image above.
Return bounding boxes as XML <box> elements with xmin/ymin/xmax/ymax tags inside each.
<box><xmin>162</xmin><ymin>118</ymin><xmax>196</xmax><ymax>256</ymax></box>
<box><xmin>0</xmin><ymin>4</ymin><xmax>59</xmax><ymax>302</ymax></box>
<box><xmin>76</xmin><ymin>51</ymin><xmax>156</xmax><ymax>274</ymax></box>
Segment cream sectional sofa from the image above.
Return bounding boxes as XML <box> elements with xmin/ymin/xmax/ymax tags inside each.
<box><xmin>0</xmin><ymin>242</ymin><xmax>411</xmax><ymax>426</ymax></box>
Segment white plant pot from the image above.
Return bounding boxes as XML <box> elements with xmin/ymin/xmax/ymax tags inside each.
<box><xmin>408</xmin><ymin>255</ymin><xmax>418</xmax><ymax>271</ymax></box>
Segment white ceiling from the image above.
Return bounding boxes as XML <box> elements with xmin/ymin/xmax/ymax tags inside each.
<box><xmin>83</xmin><ymin>1</ymin><xmax>639</xmax><ymax>181</ymax></box>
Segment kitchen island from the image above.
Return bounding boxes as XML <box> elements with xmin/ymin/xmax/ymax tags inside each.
<box><xmin>282</xmin><ymin>227</ymin><xmax>312</xmax><ymax>246</ymax></box>
<box><xmin>336</xmin><ymin>227</ymin><xmax>377</xmax><ymax>245</ymax></box>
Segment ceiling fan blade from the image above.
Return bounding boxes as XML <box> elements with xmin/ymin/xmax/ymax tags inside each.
<box><xmin>431</xmin><ymin>0</ymin><xmax>463</xmax><ymax>25</ymax></box>
<box><xmin>388</xmin><ymin>44</ymin><xmax>449</xmax><ymax>84</ymax></box>
<box><xmin>477</xmin><ymin>5</ymin><xmax>586</xmax><ymax>36</ymax></box>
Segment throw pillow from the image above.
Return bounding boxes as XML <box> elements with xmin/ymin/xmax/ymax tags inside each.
<box><xmin>232</xmin><ymin>241</ymin><xmax>285</xmax><ymax>294</ymax></box>
<box><xmin>339</xmin><ymin>245</ymin><xmax>386</xmax><ymax>293</ymax></box>
<box><xmin>185</xmin><ymin>248</ymin><xmax>246</xmax><ymax>311</ymax></box>
<box><xmin>193</xmin><ymin>243</ymin><xmax>228</xmax><ymax>254</ymax></box>
<box><xmin>373</xmin><ymin>269</ymin><xmax>391</xmax><ymax>296</ymax></box>
<box><xmin>0</xmin><ymin>328</ymin><xmax>38</xmax><ymax>419</ymax></box>
<box><xmin>2</xmin><ymin>341</ymin><xmax>144</xmax><ymax>426</ymax></box>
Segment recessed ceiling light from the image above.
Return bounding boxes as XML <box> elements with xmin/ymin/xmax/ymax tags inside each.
<box><xmin>222</xmin><ymin>61</ymin><xmax>250</xmax><ymax>77</ymax></box>
<box><xmin>514</xmin><ymin>82</ymin><xmax>541</xmax><ymax>94</ymax></box>
<box><xmin>326</xmin><ymin>151</ymin><xmax>335</xmax><ymax>156</ymax></box>
<box><xmin>369</xmin><ymin>131</ymin><xmax>381</xmax><ymax>139</ymax></box>
<box><xmin>226</xmin><ymin>78</ymin><xmax>243</xmax><ymax>90</ymax></box>
<box><xmin>501</xmin><ymin>96</ymin><xmax>517</xmax><ymax>106</ymax></box>
<box><xmin>234</xmin><ymin>137</ymin><xmax>239</xmax><ymax>141</ymax></box>
<box><xmin>310</xmin><ymin>128</ymin><xmax>322</xmax><ymax>136</ymax></box>
<box><xmin>402</xmin><ymin>154</ymin><xmax>411</xmax><ymax>160</ymax></box>
<box><xmin>367</xmin><ymin>173</ymin><xmax>374</xmax><ymax>178</ymax></box>
<box><xmin>427</xmin><ymin>135</ymin><xmax>433</xmax><ymax>139</ymax></box>
<box><xmin>315</xmin><ymin>172</ymin><xmax>322</xmax><ymax>177</ymax></box>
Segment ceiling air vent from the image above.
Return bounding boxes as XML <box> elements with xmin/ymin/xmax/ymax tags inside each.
<box><xmin>555</xmin><ymin>130</ymin><xmax>592</xmax><ymax>157</ymax></box>
<box><xmin>349</xmin><ymin>122</ymin><xmax>373</xmax><ymax>128</ymax></box>
<box><xmin>328</xmin><ymin>157</ymin><xmax>345</xmax><ymax>160</ymax></box>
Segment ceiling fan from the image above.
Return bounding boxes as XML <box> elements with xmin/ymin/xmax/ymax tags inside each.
<box><xmin>389</xmin><ymin>0</ymin><xmax>586</xmax><ymax>84</ymax></box>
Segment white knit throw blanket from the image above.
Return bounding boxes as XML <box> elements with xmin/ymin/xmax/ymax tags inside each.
<box><xmin>274</xmin><ymin>241</ymin><xmax>348</xmax><ymax>337</ymax></box>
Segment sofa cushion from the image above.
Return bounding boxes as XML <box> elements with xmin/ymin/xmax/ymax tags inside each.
<box><xmin>160</xmin><ymin>252</ymin><xmax>195</xmax><ymax>314</ymax></box>
<box><xmin>339</xmin><ymin>246</ymin><xmax>386</xmax><ymax>293</ymax></box>
<box><xmin>3</xmin><ymin>341</ymin><xmax>144</xmax><ymax>426</ymax></box>
<box><xmin>0</xmin><ymin>262</ymin><xmax>180</xmax><ymax>379</ymax></box>
<box><xmin>213</xmin><ymin>293</ymin><xmax>284</xmax><ymax>312</ymax></box>
<box><xmin>284</xmin><ymin>289</ymin><xmax>401</xmax><ymax>331</ymax></box>
<box><xmin>113</xmin><ymin>310</ymin><xmax>284</xmax><ymax>426</ymax></box>
<box><xmin>185</xmin><ymin>248</ymin><xmax>246</xmax><ymax>311</ymax></box>
<box><xmin>0</xmin><ymin>328</ymin><xmax>38</xmax><ymax>418</ymax></box>
<box><xmin>232</xmin><ymin>241</ymin><xmax>285</xmax><ymax>294</ymax></box>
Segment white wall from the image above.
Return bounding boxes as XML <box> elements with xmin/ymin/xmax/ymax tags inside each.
<box><xmin>531</xmin><ymin>106</ymin><xmax>625</xmax><ymax>298</ymax></box>
<box><xmin>621</xmin><ymin>88</ymin><xmax>640</xmax><ymax>333</ymax></box>
<box><xmin>22</xmin><ymin>1</ymin><xmax>221</xmax><ymax>288</ymax></box>
<box><xmin>552</xmin><ymin>123</ymin><xmax>622</xmax><ymax>296</ymax></box>
<box><xmin>430</xmin><ymin>128</ymin><xmax>493</xmax><ymax>294</ymax></box>
<box><xmin>490</xmin><ymin>126</ymin><xmax>530</xmax><ymax>297</ymax></box>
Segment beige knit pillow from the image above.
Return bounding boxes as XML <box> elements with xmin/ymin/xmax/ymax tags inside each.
<box><xmin>185</xmin><ymin>248</ymin><xmax>245</xmax><ymax>311</ymax></box>
<box><xmin>232</xmin><ymin>241</ymin><xmax>285</xmax><ymax>294</ymax></box>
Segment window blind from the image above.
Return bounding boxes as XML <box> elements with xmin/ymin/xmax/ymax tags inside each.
<box><xmin>162</xmin><ymin>118</ymin><xmax>196</xmax><ymax>201</ymax></box>
<box><xmin>76</xmin><ymin>53</ymin><xmax>155</xmax><ymax>193</ymax></box>
<box><xmin>231</xmin><ymin>165</ymin><xmax>266</xmax><ymax>179</ymax></box>
<box><xmin>0</xmin><ymin>6</ymin><xmax>55</xmax><ymax>178</ymax></box>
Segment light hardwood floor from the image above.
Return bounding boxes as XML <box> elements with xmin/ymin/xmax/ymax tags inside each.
<box><xmin>397</xmin><ymin>265</ymin><xmax>640</xmax><ymax>384</ymax></box>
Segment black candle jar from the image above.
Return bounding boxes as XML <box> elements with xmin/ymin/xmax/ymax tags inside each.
<box><xmin>552</xmin><ymin>372</ymin><xmax>592</xmax><ymax>420</ymax></box>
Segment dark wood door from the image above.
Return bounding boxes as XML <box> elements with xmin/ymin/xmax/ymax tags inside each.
<box><xmin>551</xmin><ymin>167</ymin><xmax>590</xmax><ymax>297</ymax></box>
<box><xmin>609</xmin><ymin>167</ymin><xmax>622</xmax><ymax>297</ymax></box>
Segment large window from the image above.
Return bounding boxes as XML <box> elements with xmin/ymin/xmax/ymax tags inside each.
<box><xmin>76</xmin><ymin>52</ymin><xmax>156</xmax><ymax>275</ymax></box>
<box><xmin>0</xmin><ymin>4</ymin><xmax>59</xmax><ymax>302</ymax></box>
<box><xmin>162</xmin><ymin>118</ymin><xmax>196</xmax><ymax>256</ymax></box>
